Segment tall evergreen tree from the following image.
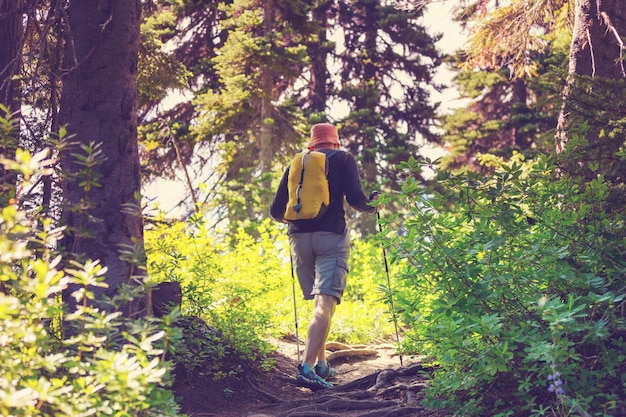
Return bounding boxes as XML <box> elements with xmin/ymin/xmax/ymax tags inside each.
<box><xmin>138</xmin><ymin>0</ymin><xmax>223</xmax><ymax>189</ymax></box>
<box><xmin>321</xmin><ymin>0</ymin><xmax>441</xmax><ymax>234</ymax></box>
<box><xmin>333</xmin><ymin>0</ymin><xmax>441</xmax><ymax>188</ymax></box>
<box><xmin>439</xmin><ymin>53</ymin><xmax>563</xmax><ymax>173</ymax></box>
<box><xmin>0</xmin><ymin>0</ymin><xmax>24</xmax><ymax>206</ymax></box>
<box><xmin>0</xmin><ymin>0</ymin><xmax>23</xmax><ymax>112</ymax></box>
<box><xmin>193</xmin><ymin>0</ymin><xmax>311</xmax><ymax>225</ymax></box>
<box><xmin>59</xmin><ymin>0</ymin><xmax>144</xmax><ymax>314</ymax></box>
<box><xmin>455</xmin><ymin>0</ymin><xmax>625</xmax><ymax>198</ymax></box>
<box><xmin>302</xmin><ymin>0</ymin><xmax>333</xmax><ymax>116</ymax></box>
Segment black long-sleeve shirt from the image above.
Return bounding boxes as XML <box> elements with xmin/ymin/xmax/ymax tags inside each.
<box><xmin>270</xmin><ymin>149</ymin><xmax>375</xmax><ymax>234</ymax></box>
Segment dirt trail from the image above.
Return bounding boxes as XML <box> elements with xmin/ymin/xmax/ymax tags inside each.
<box><xmin>177</xmin><ymin>337</ymin><xmax>448</xmax><ymax>417</ymax></box>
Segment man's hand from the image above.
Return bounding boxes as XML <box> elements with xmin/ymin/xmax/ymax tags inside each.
<box><xmin>368</xmin><ymin>191</ymin><xmax>384</xmax><ymax>212</ymax></box>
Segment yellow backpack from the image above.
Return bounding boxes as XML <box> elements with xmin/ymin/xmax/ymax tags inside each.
<box><xmin>284</xmin><ymin>151</ymin><xmax>330</xmax><ymax>224</ymax></box>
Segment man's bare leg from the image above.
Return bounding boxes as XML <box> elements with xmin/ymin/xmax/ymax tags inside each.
<box><xmin>303</xmin><ymin>294</ymin><xmax>337</xmax><ymax>366</ymax></box>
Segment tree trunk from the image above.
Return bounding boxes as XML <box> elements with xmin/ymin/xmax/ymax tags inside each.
<box><xmin>0</xmin><ymin>0</ymin><xmax>24</xmax><ymax>206</ymax></box>
<box><xmin>307</xmin><ymin>0</ymin><xmax>332</xmax><ymax>114</ymax></box>
<box><xmin>555</xmin><ymin>0</ymin><xmax>626</xmax><ymax>212</ymax></box>
<box><xmin>0</xmin><ymin>0</ymin><xmax>22</xmax><ymax>111</ymax></box>
<box><xmin>511</xmin><ymin>78</ymin><xmax>532</xmax><ymax>150</ymax></box>
<box><xmin>59</xmin><ymin>0</ymin><xmax>143</xmax><ymax>314</ymax></box>
<box><xmin>258</xmin><ymin>0</ymin><xmax>274</xmax><ymax>211</ymax></box>
<box><xmin>353</xmin><ymin>0</ymin><xmax>379</xmax><ymax>236</ymax></box>
<box><xmin>556</xmin><ymin>0</ymin><xmax>626</xmax><ymax>154</ymax></box>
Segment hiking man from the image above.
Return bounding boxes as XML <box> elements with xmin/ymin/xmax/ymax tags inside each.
<box><xmin>270</xmin><ymin>123</ymin><xmax>379</xmax><ymax>391</ymax></box>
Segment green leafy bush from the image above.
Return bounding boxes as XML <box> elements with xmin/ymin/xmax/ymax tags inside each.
<box><xmin>384</xmin><ymin>154</ymin><xmax>625</xmax><ymax>415</ymax></box>
<box><xmin>0</xmin><ymin>147</ymin><xmax>179</xmax><ymax>416</ymax></box>
<box><xmin>144</xmin><ymin>215</ymin><xmax>398</xmax><ymax>358</ymax></box>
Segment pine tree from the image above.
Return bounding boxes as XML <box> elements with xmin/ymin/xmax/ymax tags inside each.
<box><xmin>316</xmin><ymin>0</ymin><xmax>442</xmax><ymax>234</ymax></box>
<box><xmin>59</xmin><ymin>0</ymin><xmax>144</xmax><ymax>314</ymax></box>
<box><xmin>138</xmin><ymin>0</ymin><xmax>223</xmax><ymax>190</ymax></box>
<box><xmin>332</xmin><ymin>0</ymin><xmax>441</xmax><ymax>188</ymax></box>
<box><xmin>0</xmin><ymin>0</ymin><xmax>24</xmax><ymax>206</ymax></box>
<box><xmin>193</xmin><ymin>0</ymin><xmax>311</xmax><ymax>226</ymax></box>
<box><xmin>439</xmin><ymin>52</ymin><xmax>563</xmax><ymax>173</ymax></box>
<box><xmin>455</xmin><ymin>0</ymin><xmax>625</xmax><ymax>203</ymax></box>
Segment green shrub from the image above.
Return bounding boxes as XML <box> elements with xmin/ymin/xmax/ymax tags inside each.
<box><xmin>0</xmin><ymin>148</ymin><xmax>179</xmax><ymax>416</ymax></box>
<box><xmin>384</xmin><ymin>154</ymin><xmax>625</xmax><ymax>416</ymax></box>
<box><xmin>144</xmin><ymin>215</ymin><xmax>398</xmax><ymax>354</ymax></box>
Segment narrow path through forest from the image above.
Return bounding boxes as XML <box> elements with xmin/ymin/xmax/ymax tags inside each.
<box><xmin>174</xmin><ymin>336</ymin><xmax>449</xmax><ymax>417</ymax></box>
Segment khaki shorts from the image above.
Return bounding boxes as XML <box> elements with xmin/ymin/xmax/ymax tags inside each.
<box><xmin>289</xmin><ymin>229</ymin><xmax>350</xmax><ymax>303</ymax></box>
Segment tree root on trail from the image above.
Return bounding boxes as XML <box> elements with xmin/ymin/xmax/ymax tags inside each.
<box><xmin>324</xmin><ymin>341</ymin><xmax>353</xmax><ymax>351</ymax></box>
<box><xmin>333</xmin><ymin>371</ymin><xmax>380</xmax><ymax>391</ymax></box>
<box><xmin>324</xmin><ymin>341</ymin><xmax>379</xmax><ymax>362</ymax></box>
<box><xmin>276</xmin><ymin>398</ymin><xmax>399</xmax><ymax>417</ymax></box>
<box><xmin>396</xmin><ymin>364</ymin><xmax>428</xmax><ymax>377</ymax></box>
<box><xmin>326</xmin><ymin>348</ymin><xmax>379</xmax><ymax>361</ymax></box>
<box><xmin>237</xmin><ymin>341</ymin><xmax>442</xmax><ymax>417</ymax></box>
<box><xmin>269</xmin><ymin>364</ymin><xmax>439</xmax><ymax>417</ymax></box>
<box><xmin>357</xmin><ymin>407</ymin><xmax>431</xmax><ymax>417</ymax></box>
<box><xmin>245</xmin><ymin>373</ymin><xmax>285</xmax><ymax>403</ymax></box>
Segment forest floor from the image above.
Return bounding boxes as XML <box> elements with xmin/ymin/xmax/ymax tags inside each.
<box><xmin>172</xmin><ymin>333</ymin><xmax>451</xmax><ymax>417</ymax></box>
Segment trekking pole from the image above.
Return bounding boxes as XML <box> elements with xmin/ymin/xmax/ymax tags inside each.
<box><xmin>289</xmin><ymin>246</ymin><xmax>301</xmax><ymax>364</ymax></box>
<box><xmin>370</xmin><ymin>192</ymin><xmax>403</xmax><ymax>367</ymax></box>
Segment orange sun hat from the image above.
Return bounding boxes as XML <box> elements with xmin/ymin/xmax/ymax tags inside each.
<box><xmin>307</xmin><ymin>123</ymin><xmax>340</xmax><ymax>150</ymax></box>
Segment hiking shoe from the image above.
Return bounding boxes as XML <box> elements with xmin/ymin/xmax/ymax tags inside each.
<box><xmin>315</xmin><ymin>361</ymin><xmax>336</xmax><ymax>381</ymax></box>
<box><xmin>296</xmin><ymin>364</ymin><xmax>332</xmax><ymax>391</ymax></box>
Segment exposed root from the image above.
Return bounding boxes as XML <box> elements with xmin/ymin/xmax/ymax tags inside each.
<box><xmin>276</xmin><ymin>398</ymin><xmax>399</xmax><ymax>417</ymax></box>
<box><xmin>326</xmin><ymin>348</ymin><xmax>378</xmax><ymax>361</ymax></box>
<box><xmin>358</xmin><ymin>407</ymin><xmax>429</xmax><ymax>416</ymax></box>
<box><xmin>397</xmin><ymin>364</ymin><xmax>429</xmax><ymax>376</ymax></box>
<box><xmin>246</xmin><ymin>373</ymin><xmax>285</xmax><ymax>403</ymax></box>
<box><xmin>377</xmin><ymin>383</ymin><xmax>408</xmax><ymax>397</ymax></box>
<box><xmin>368</xmin><ymin>369</ymin><xmax>398</xmax><ymax>391</ymax></box>
<box><xmin>324</xmin><ymin>341</ymin><xmax>352</xmax><ymax>351</ymax></box>
<box><xmin>332</xmin><ymin>372</ymin><xmax>380</xmax><ymax>392</ymax></box>
<box><xmin>324</xmin><ymin>341</ymin><xmax>371</xmax><ymax>351</ymax></box>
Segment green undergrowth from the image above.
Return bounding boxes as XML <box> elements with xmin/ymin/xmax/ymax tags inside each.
<box><xmin>6</xmin><ymin>99</ymin><xmax>624</xmax><ymax>415</ymax></box>
<box><xmin>144</xmin><ymin>217</ymin><xmax>399</xmax><ymax>361</ymax></box>
<box><xmin>379</xmin><ymin>152</ymin><xmax>626</xmax><ymax>416</ymax></box>
<box><xmin>0</xmin><ymin>140</ymin><xmax>180</xmax><ymax>415</ymax></box>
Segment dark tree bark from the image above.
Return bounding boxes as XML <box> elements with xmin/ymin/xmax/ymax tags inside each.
<box><xmin>0</xmin><ymin>0</ymin><xmax>24</xmax><ymax>206</ymax></box>
<box><xmin>556</xmin><ymin>0</ymin><xmax>626</xmax><ymax>156</ymax></box>
<box><xmin>0</xmin><ymin>0</ymin><xmax>22</xmax><ymax>111</ymax></box>
<box><xmin>258</xmin><ymin>0</ymin><xmax>275</xmax><ymax>211</ymax></box>
<box><xmin>306</xmin><ymin>0</ymin><xmax>332</xmax><ymax>115</ymax></box>
<box><xmin>59</xmin><ymin>0</ymin><xmax>144</xmax><ymax>314</ymax></box>
<box><xmin>346</xmin><ymin>0</ymin><xmax>379</xmax><ymax>236</ymax></box>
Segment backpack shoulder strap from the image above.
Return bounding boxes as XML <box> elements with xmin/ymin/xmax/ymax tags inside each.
<box><xmin>293</xmin><ymin>151</ymin><xmax>312</xmax><ymax>214</ymax></box>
